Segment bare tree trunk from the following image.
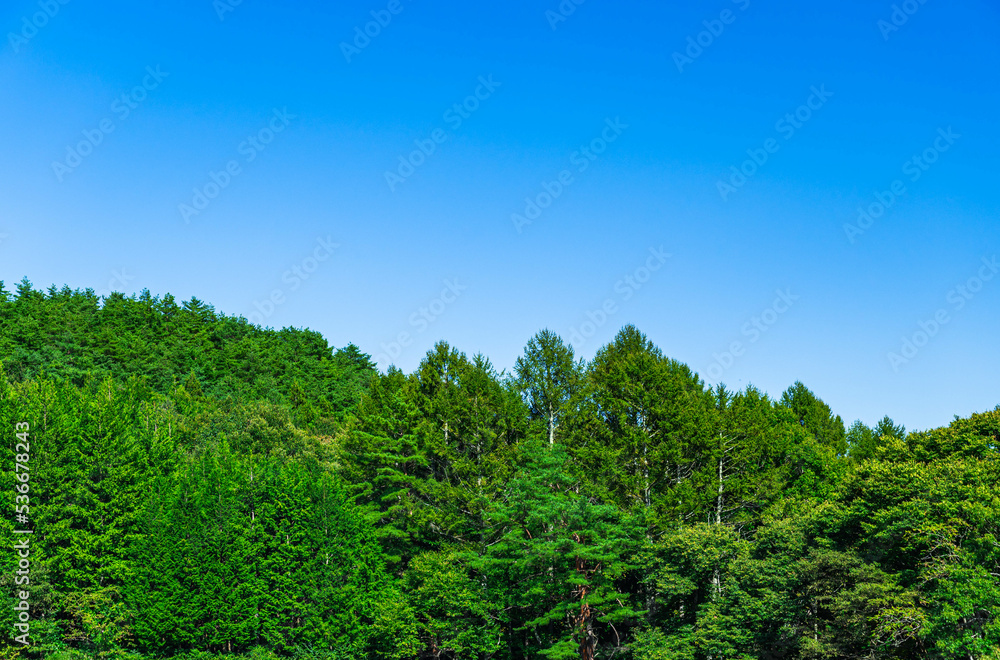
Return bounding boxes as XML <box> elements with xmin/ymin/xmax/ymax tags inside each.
<box><xmin>716</xmin><ymin>456</ymin><xmax>724</xmax><ymax>526</ymax></box>
<box><xmin>548</xmin><ymin>406</ymin><xmax>555</xmax><ymax>446</ymax></box>
<box><xmin>643</xmin><ymin>441</ymin><xmax>651</xmax><ymax>508</ymax></box>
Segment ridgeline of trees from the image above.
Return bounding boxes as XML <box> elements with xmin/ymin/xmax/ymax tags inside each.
<box><xmin>1</xmin><ymin>280</ymin><xmax>998</xmax><ymax>660</ymax></box>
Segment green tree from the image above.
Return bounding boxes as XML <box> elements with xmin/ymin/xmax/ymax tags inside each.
<box><xmin>476</xmin><ymin>442</ymin><xmax>642</xmax><ymax>660</ymax></box>
<box><xmin>128</xmin><ymin>447</ymin><xmax>416</xmax><ymax>656</ymax></box>
<box><xmin>779</xmin><ymin>381</ymin><xmax>847</xmax><ymax>456</ymax></box>
<box><xmin>573</xmin><ymin>325</ymin><xmax>716</xmax><ymax>526</ymax></box>
<box><xmin>404</xmin><ymin>549</ymin><xmax>500</xmax><ymax>659</ymax></box>
<box><xmin>515</xmin><ymin>329</ymin><xmax>582</xmax><ymax>446</ymax></box>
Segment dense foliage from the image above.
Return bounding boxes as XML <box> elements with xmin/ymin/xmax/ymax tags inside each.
<box><xmin>1</xmin><ymin>282</ymin><xmax>998</xmax><ymax>660</ymax></box>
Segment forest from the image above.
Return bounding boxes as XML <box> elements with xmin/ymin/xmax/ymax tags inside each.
<box><xmin>0</xmin><ymin>278</ymin><xmax>997</xmax><ymax>660</ymax></box>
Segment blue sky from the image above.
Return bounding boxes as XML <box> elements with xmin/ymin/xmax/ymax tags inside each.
<box><xmin>1</xmin><ymin>0</ymin><xmax>998</xmax><ymax>432</ymax></box>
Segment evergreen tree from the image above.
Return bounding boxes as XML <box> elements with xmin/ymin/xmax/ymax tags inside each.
<box><xmin>475</xmin><ymin>442</ymin><xmax>642</xmax><ymax>660</ymax></box>
<box><xmin>515</xmin><ymin>329</ymin><xmax>581</xmax><ymax>446</ymax></box>
<box><xmin>574</xmin><ymin>325</ymin><xmax>717</xmax><ymax>527</ymax></box>
<box><xmin>779</xmin><ymin>381</ymin><xmax>848</xmax><ymax>456</ymax></box>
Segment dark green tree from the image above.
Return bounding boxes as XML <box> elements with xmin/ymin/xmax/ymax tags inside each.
<box><xmin>476</xmin><ymin>441</ymin><xmax>642</xmax><ymax>660</ymax></box>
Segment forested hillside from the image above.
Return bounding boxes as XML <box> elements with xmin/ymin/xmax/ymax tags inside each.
<box><xmin>1</xmin><ymin>281</ymin><xmax>998</xmax><ymax>660</ymax></box>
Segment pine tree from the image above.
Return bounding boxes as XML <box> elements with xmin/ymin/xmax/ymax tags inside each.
<box><xmin>475</xmin><ymin>441</ymin><xmax>642</xmax><ymax>660</ymax></box>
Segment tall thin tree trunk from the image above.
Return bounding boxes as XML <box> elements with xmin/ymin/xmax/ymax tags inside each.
<box><xmin>548</xmin><ymin>406</ymin><xmax>555</xmax><ymax>446</ymax></box>
<box><xmin>713</xmin><ymin>437</ymin><xmax>725</xmax><ymax>600</ymax></box>
<box><xmin>716</xmin><ymin>456</ymin><xmax>724</xmax><ymax>526</ymax></box>
<box><xmin>643</xmin><ymin>441</ymin><xmax>650</xmax><ymax>508</ymax></box>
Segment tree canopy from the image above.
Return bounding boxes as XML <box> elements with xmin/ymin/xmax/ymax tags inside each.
<box><xmin>1</xmin><ymin>282</ymin><xmax>997</xmax><ymax>660</ymax></box>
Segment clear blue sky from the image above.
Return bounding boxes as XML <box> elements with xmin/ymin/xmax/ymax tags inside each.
<box><xmin>1</xmin><ymin>0</ymin><xmax>997</xmax><ymax>432</ymax></box>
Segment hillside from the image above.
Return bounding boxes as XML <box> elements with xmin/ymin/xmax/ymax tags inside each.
<box><xmin>0</xmin><ymin>279</ymin><xmax>374</xmax><ymax>424</ymax></box>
